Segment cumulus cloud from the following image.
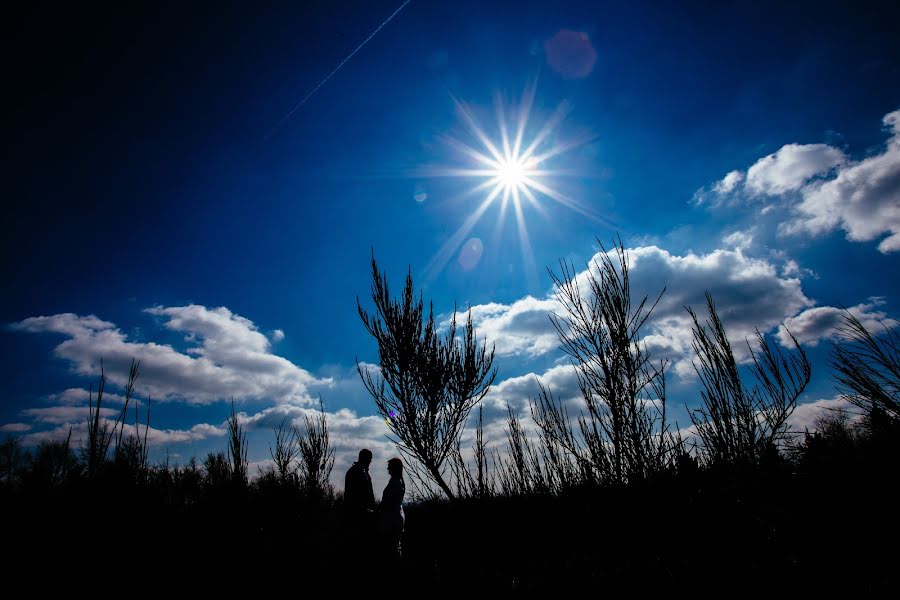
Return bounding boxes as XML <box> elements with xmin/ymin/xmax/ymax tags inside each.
<box><xmin>782</xmin><ymin>110</ymin><xmax>900</xmax><ymax>252</ymax></box>
<box><xmin>716</xmin><ymin>170</ymin><xmax>745</xmax><ymax>194</ymax></box>
<box><xmin>625</xmin><ymin>246</ymin><xmax>812</xmax><ymax>374</ymax></box>
<box><xmin>777</xmin><ymin>298</ymin><xmax>898</xmax><ymax>347</ymax></box>
<box><xmin>745</xmin><ymin>144</ymin><xmax>846</xmax><ymax>196</ymax></box>
<box><xmin>455</xmin><ymin>245</ymin><xmax>814</xmax><ymax>378</ymax></box>
<box><xmin>697</xmin><ymin>109</ymin><xmax>900</xmax><ymax>253</ymax></box>
<box><xmin>453</xmin><ymin>296</ymin><xmax>561</xmax><ymax>358</ymax></box>
<box><xmin>482</xmin><ymin>363</ymin><xmax>580</xmax><ymax>412</ymax></box>
<box><xmin>12</xmin><ymin>305</ymin><xmax>329</xmax><ymax>405</ymax></box>
<box><xmin>722</xmin><ymin>229</ymin><xmax>754</xmax><ymax>251</ymax></box>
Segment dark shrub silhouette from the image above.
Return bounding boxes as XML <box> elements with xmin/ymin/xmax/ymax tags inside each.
<box><xmin>22</xmin><ymin>433</ymin><xmax>76</xmax><ymax>490</ymax></box>
<box><xmin>0</xmin><ymin>436</ymin><xmax>26</xmax><ymax>489</ymax></box>
<box><xmin>449</xmin><ymin>405</ymin><xmax>496</xmax><ymax>498</ymax></box>
<box><xmin>297</xmin><ymin>398</ymin><xmax>336</xmax><ymax>497</ymax></box>
<box><xmin>82</xmin><ymin>359</ymin><xmax>146</xmax><ymax>482</ymax></box>
<box><xmin>226</xmin><ymin>399</ymin><xmax>248</xmax><ymax>487</ymax></box>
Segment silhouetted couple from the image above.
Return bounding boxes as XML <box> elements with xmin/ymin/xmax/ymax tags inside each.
<box><xmin>343</xmin><ymin>449</ymin><xmax>405</xmax><ymax>564</ymax></box>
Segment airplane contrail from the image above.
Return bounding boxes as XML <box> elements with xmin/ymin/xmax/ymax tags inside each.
<box><xmin>265</xmin><ymin>0</ymin><xmax>413</xmax><ymax>139</ymax></box>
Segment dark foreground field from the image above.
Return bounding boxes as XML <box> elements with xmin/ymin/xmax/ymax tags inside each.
<box><xmin>5</xmin><ymin>442</ymin><xmax>896</xmax><ymax>597</ymax></box>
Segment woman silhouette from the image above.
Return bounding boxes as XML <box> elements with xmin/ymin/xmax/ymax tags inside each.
<box><xmin>379</xmin><ymin>457</ymin><xmax>405</xmax><ymax>561</ymax></box>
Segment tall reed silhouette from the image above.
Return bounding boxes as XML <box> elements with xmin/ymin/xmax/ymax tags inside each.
<box><xmin>530</xmin><ymin>238</ymin><xmax>683</xmax><ymax>486</ymax></box>
<box><xmin>831</xmin><ymin>310</ymin><xmax>900</xmax><ymax>424</ymax></box>
<box><xmin>687</xmin><ymin>292</ymin><xmax>810</xmax><ymax>467</ymax></box>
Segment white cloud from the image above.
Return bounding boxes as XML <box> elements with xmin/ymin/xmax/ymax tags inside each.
<box><xmin>21</xmin><ymin>405</ymin><xmax>117</xmax><ymax>425</ymax></box>
<box><xmin>782</xmin><ymin>110</ymin><xmax>900</xmax><ymax>253</ymax></box>
<box><xmin>12</xmin><ymin>305</ymin><xmax>330</xmax><ymax>405</ymax></box>
<box><xmin>48</xmin><ymin>387</ymin><xmax>129</xmax><ymax>406</ymax></box>
<box><xmin>456</xmin><ymin>245</ymin><xmax>813</xmax><ymax>378</ymax></box>
<box><xmin>745</xmin><ymin>143</ymin><xmax>846</xmax><ymax>196</ymax></box>
<box><xmin>19</xmin><ymin>419</ymin><xmax>227</xmax><ymax>448</ymax></box>
<box><xmin>781</xmin><ymin>259</ymin><xmax>801</xmax><ymax>278</ymax></box>
<box><xmin>777</xmin><ymin>298</ymin><xmax>898</xmax><ymax>347</ymax></box>
<box><xmin>271</xmin><ymin>329</ymin><xmax>285</xmax><ymax>342</ymax></box>
<box><xmin>482</xmin><ymin>363</ymin><xmax>580</xmax><ymax>412</ymax></box>
<box><xmin>453</xmin><ymin>296</ymin><xmax>561</xmax><ymax>358</ymax></box>
<box><xmin>697</xmin><ymin>109</ymin><xmax>900</xmax><ymax>253</ymax></box>
<box><xmin>722</xmin><ymin>229</ymin><xmax>754</xmax><ymax>250</ymax></box>
<box><xmin>787</xmin><ymin>396</ymin><xmax>859</xmax><ymax>434</ymax></box>
<box><xmin>0</xmin><ymin>423</ymin><xmax>31</xmax><ymax>433</ymax></box>
<box><xmin>607</xmin><ymin>245</ymin><xmax>813</xmax><ymax>376</ymax></box>
<box><xmin>716</xmin><ymin>170</ymin><xmax>744</xmax><ymax>194</ymax></box>
<box><xmin>694</xmin><ymin>170</ymin><xmax>745</xmax><ymax>206</ymax></box>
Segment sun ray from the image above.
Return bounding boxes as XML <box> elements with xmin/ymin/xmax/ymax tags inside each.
<box><xmin>520</xmin><ymin>176</ymin><xmax>616</xmax><ymax>229</ymax></box>
<box><xmin>452</xmin><ymin>96</ymin><xmax>505</xmax><ymax>164</ymax></box>
<box><xmin>423</xmin><ymin>183</ymin><xmax>505</xmax><ymax>285</ymax></box>
<box><xmin>518</xmin><ymin>100</ymin><xmax>572</xmax><ymax>162</ymax></box>
<box><xmin>528</xmin><ymin>130</ymin><xmax>599</xmax><ymax>165</ymax></box>
<box><xmin>512</xmin><ymin>83</ymin><xmax>536</xmax><ymax>159</ymax></box>
<box><xmin>519</xmin><ymin>184</ymin><xmax>554</xmax><ymax>224</ymax></box>
<box><xmin>511</xmin><ymin>185</ymin><xmax>539</xmax><ymax>290</ymax></box>
<box><xmin>496</xmin><ymin>95</ymin><xmax>512</xmax><ymax>162</ymax></box>
<box><xmin>492</xmin><ymin>187</ymin><xmax>511</xmax><ymax>250</ymax></box>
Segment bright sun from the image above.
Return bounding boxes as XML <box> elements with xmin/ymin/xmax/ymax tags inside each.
<box><xmin>495</xmin><ymin>156</ymin><xmax>535</xmax><ymax>190</ymax></box>
<box><xmin>420</xmin><ymin>83</ymin><xmax>604</xmax><ymax>284</ymax></box>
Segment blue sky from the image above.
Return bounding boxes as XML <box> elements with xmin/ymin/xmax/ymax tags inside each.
<box><xmin>3</xmin><ymin>0</ymin><xmax>899</xmax><ymax>490</ymax></box>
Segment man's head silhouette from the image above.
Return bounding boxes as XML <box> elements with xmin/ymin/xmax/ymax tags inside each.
<box><xmin>358</xmin><ymin>448</ymin><xmax>373</xmax><ymax>468</ymax></box>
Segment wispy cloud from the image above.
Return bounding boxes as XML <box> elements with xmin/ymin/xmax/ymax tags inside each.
<box><xmin>0</xmin><ymin>423</ymin><xmax>32</xmax><ymax>433</ymax></box>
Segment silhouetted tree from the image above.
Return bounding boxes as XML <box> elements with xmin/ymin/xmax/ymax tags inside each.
<box><xmin>531</xmin><ymin>238</ymin><xmax>681</xmax><ymax>485</ymax></box>
<box><xmin>687</xmin><ymin>292</ymin><xmax>811</xmax><ymax>468</ymax></box>
<box><xmin>831</xmin><ymin>311</ymin><xmax>900</xmax><ymax>423</ymax></box>
<box><xmin>358</xmin><ymin>256</ymin><xmax>496</xmax><ymax>500</ymax></box>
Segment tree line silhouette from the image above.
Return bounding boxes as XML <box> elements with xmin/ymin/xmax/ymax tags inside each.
<box><xmin>2</xmin><ymin>238</ymin><xmax>897</xmax><ymax>594</ymax></box>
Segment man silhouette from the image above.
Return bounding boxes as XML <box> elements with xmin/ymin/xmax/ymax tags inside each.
<box><xmin>343</xmin><ymin>449</ymin><xmax>376</xmax><ymax>551</ymax></box>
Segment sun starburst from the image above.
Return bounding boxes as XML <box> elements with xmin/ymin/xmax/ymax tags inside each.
<box><xmin>420</xmin><ymin>84</ymin><xmax>603</xmax><ymax>285</ymax></box>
